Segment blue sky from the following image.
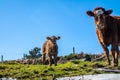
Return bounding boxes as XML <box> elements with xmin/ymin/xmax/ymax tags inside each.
<box><xmin>0</xmin><ymin>0</ymin><xmax>120</xmax><ymax>60</ymax></box>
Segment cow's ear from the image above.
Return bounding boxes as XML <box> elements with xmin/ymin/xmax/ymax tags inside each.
<box><xmin>56</xmin><ymin>36</ymin><xmax>60</xmax><ymax>40</ymax></box>
<box><xmin>105</xmin><ymin>9</ymin><xmax>112</xmax><ymax>15</ymax></box>
<box><xmin>86</xmin><ymin>11</ymin><xmax>94</xmax><ymax>17</ymax></box>
<box><xmin>46</xmin><ymin>37</ymin><xmax>51</xmax><ymax>40</ymax></box>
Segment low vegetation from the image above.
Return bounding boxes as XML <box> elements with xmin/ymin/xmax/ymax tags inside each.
<box><xmin>0</xmin><ymin>60</ymin><xmax>109</xmax><ymax>80</ymax></box>
<box><xmin>1</xmin><ymin>53</ymin><xmax>120</xmax><ymax>80</ymax></box>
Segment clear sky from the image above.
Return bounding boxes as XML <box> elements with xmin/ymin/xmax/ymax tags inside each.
<box><xmin>0</xmin><ymin>0</ymin><xmax>120</xmax><ymax>60</ymax></box>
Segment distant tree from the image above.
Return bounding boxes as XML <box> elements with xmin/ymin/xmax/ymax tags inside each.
<box><xmin>25</xmin><ymin>47</ymin><xmax>42</xmax><ymax>59</ymax></box>
<box><xmin>22</xmin><ymin>53</ymin><xmax>27</xmax><ymax>60</ymax></box>
<box><xmin>73</xmin><ymin>47</ymin><xmax>75</xmax><ymax>54</ymax></box>
<box><xmin>1</xmin><ymin>55</ymin><xmax>3</xmax><ymax>62</ymax></box>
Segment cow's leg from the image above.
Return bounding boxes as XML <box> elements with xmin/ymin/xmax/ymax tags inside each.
<box><xmin>102</xmin><ymin>45</ymin><xmax>110</xmax><ymax>66</ymax></box>
<box><xmin>115</xmin><ymin>46</ymin><xmax>119</xmax><ymax>66</ymax></box>
<box><xmin>111</xmin><ymin>45</ymin><xmax>116</xmax><ymax>67</ymax></box>
<box><xmin>105</xmin><ymin>48</ymin><xmax>110</xmax><ymax>66</ymax></box>
<box><xmin>42</xmin><ymin>53</ymin><xmax>46</xmax><ymax>64</ymax></box>
<box><xmin>48</xmin><ymin>55</ymin><xmax>52</xmax><ymax>66</ymax></box>
<box><xmin>54</xmin><ymin>54</ymin><xmax>58</xmax><ymax>66</ymax></box>
<box><xmin>102</xmin><ymin>47</ymin><xmax>110</xmax><ymax>65</ymax></box>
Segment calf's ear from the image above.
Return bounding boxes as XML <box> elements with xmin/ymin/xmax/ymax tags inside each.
<box><xmin>105</xmin><ymin>9</ymin><xmax>112</xmax><ymax>15</ymax></box>
<box><xmin>86</xmin><ymin>11</ymin><xmax>94</xmax><ymax>17</ymax></box>
<box><xmin>46</xmin><ymin>37</ymin><xmax>51</xmax><ymax>40</ymax></box>
<box><xmin>56</xmin><ymin>36</ymin><xmax>60</xmax><ymax>40</ymax></box>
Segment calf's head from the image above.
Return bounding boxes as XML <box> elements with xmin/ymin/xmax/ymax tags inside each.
<box><xmin>46</xmin><ymin>36</ymin><xmax>60</xmax><ymax>44</ymax></box>
<box><xmin>86</xmin><ymin>7</ymin><xmax>112</xmax><ymax>29</ymax></box>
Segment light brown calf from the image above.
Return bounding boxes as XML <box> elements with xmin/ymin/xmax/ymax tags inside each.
<box><xmin>42</xmin><ymin>36</ymin><xmax>60</xmax><ymax>66</ymax></box>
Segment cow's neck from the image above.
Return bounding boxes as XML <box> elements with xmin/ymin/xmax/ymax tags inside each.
<box><xmin>96</xmin><ymin>28</ymin><xmax>104</xmax><ymax>37</ymax></box>
<box><xmin>96</xmin><ymin>27</ymin><xmax>106</xmax><ymax>36</ymax></box>
<box><xmin>96</xmin><ymin>28</ymin><xmax>108</xmax><ymax>46</ymax></box>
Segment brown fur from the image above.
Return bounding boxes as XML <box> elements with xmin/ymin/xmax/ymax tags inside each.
<box><xmin>87</xmin><ymin>7</ymin><xmax>120</xmax><ymax>66</ymax></box>
<box><xmin>42</xmin><ymin>36</ymin><xmax>60</xmax><ymax>66</ymax></box>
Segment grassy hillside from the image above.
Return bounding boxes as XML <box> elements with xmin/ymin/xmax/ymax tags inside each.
<box><xmin>0</xmin><ymin>60</ymin><xmax>109</xmax><ymax>80</ymax></box>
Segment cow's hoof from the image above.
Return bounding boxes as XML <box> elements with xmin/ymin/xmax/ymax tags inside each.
<box><xmin>54</xmin><ymin>64</ymin><xmax>57</xmax><ymax>66</ymax></box>
<box><xmin>49</xmin><ymin>64</ymin><xmax>52</xmax><ymax>66</ymax></box>
<box><xmin>106</xmin><ymin>62</ymin><xmax>111</xmax><ymax>66</ymax></box>
<box><xmin>115</xmin><ymin>64</ymin><xmax>118</xmax><ymax>67</ymax></box>
<box><xmin>112</xmin><ymin>63</ymin><xmax>118</xmax><ymax>67</ymax></box>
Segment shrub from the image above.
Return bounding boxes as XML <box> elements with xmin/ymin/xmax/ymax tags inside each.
<box><xmin>85</xmin><ymin>54</ymin><xmax>91</xmax><ymax>61</ymax></box>
<box><xmin>71</xmin><ymin>60</ymin><xmax>80</xmax><ymax>64</ymax></box>
<box><xmin>64</xmin><ymin>53</ymin><xmax>77</xmax><ymax>60</ymax></box>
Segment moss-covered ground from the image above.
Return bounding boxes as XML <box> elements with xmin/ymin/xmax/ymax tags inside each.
<box><xmin>0</xmin><ymin>60</ymin><xmax>120</xmax><ymax>80</ymax></box>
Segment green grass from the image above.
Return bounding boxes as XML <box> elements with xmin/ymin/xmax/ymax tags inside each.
<box><xmin>0</xmin><ymin>60</ymin><xmax>117</xmax><ymax>80</ymax></box>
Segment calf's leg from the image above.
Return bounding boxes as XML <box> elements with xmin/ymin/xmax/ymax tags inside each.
<box><xmin>48</xmin><ymin>55</ymin><xmax>52</xmax><ymax>66</ymax></box>
<box><xmin>42</xmin><ymin>53</ymin><xmax>46</xmax><ymax>64</ymax></box>
<box><xmin>54</xmin><ymin>54</ymin><xmax>58</xmax><ymax>66</ymax></box>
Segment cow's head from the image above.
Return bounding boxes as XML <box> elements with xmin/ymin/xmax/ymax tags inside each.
<box><xmin>47</xmin><ymin>36</ymin><xmax>60</xmax><ymax>44</ymax></box>
<box><xmin>86</xmin><ymin>7</ymin><xmax>112</xmax><ymax>29</ymax></box>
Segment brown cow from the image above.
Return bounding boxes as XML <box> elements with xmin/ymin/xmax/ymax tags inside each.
<box><xmin>42</xmin><ymin>36</ymin><xmax>60</xmax><ymax>66</ymax></box>
<box><xmin>86</xmin><ymin>7</ymin><xmax>120</xmax><ymax>66</ymax></box>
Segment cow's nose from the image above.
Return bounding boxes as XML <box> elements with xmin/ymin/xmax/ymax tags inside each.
<box><xmin>98</xmin><ymin>14</ymin><xmax>102</xmax><ymax>18</ymax></box>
